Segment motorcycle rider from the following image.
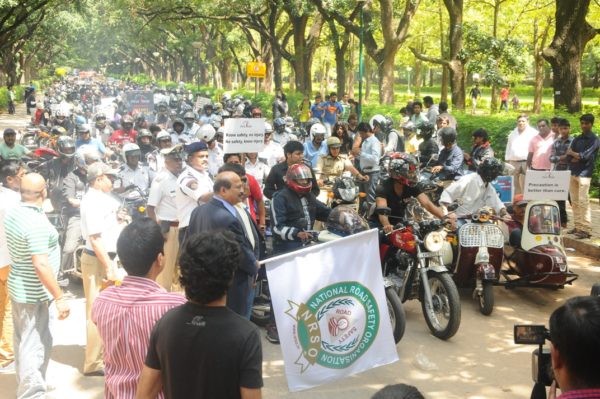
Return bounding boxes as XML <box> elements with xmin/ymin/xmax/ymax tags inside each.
<box><xmin>169</xmin><ymin>118</ymin><xmax>190</xmax><ymax>145</ymax></box>
<box><xmin>440</xmin><ymin>157</ymin><xmax>508</xmax><ymax>228</ymax></box>
<box><xmin>155</xmin><ymin>101</ymin><xmax>170</xmax><ymax>128</ymax></box>
<box><xmin>92</xmin><ymin>113</ymin><xmax>113</xmax><ymax>144</ymax></box>
<box><xmin>372</xmin><ymin>153</ymin><xmax>445</xmax><ymax>233</ymax></box>
<box><xmin>182</xmin><ymin>111</ymin><xmax>200</xmax><ymax>138</ymax></box>
<box><xmin>109</xmin><ymin>114</ymin><xmax>138</xmax><ymax>146</ymax></box>
<box><xmin>0</xmin><ymin>129</ymin><xmax>32</xmax><ymax>161</ymax></box>
<box><xmin>264</xmin><ymin>140</ymin><xmax>320</xmax><ymax>199</ymax></box>
<box><xmin>430</xmin><ymin>127</ymin><xmax>464</xmax><ymax>183</ymax></box>
<box><xmin>271</xmin><ymin>163</ymin><xmax>331</xmax><ymax>254</ymax></box>
<box><xmin>147</xmin><ymin>130</ymin><xmax>172</xmax><ymax>172</ymax></box>
<box><xmin>402</xmin><ymin>121</ymin><xmax>422</xmax><ymax>154</ymax></box>
<box><xmin>57</xmin><ymin>146</ymin><xmax>101</xmax><ymax>286</ymax></box>
<box><xmin>136</xmin><ymin>129</ymin><xmax>155</xmax><ymax>162</ymax></box>
<box><xmin>46</xmin><ymin>136</ymin><xmax>77</xmax><ymax>209</ymax></box>
<box><xmin>196</xmin><ymin>124</ymin><xmax>223</xmax><ymax>177</ymax></box>
<box><xmin>464</xmin><ymin>128</ymin><xmax>495</xmax><ymax>172</ymax></box>
<box><xmin>75</xmin><ymin>124</ymin><xmax>110</xmax><ymax>158</ymax></box>
<box><xmin>315</xmin><ymin>136</ymin><xmax>367</xmax><ymax>185</ymax></box>
<box><xmin>417</xmin><ymin>122</ymin><xmax>439</xmax><ymax>167</ymax></box>
<box><xmin>272</xmin><ymin>117</ymin><xmax>294</xmax><ymax>146</ymax></box>
<box><xmin>199</xmin><ymin>104</ymin><xmax>217</xmax><ymax>126</ymax></box>
<box><xmin>303</xmin><ymin>123</ymin><xmax>328</xmax><ymax>168</ymax></box>
<box><xmin>258</xmin><ymin>122</ymin><xmax>285</xmax><ymax>168</ymax></box>
<box><xmin>114</xmin><ymin>143</ymin><xmax>154</xmax><ymax>200</ymax></box>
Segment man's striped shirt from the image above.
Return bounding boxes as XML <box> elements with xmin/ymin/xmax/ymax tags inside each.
<box><xmin>4</xmin><ymin>202</ymin><xmax>60</xmax><ymax>303</ymax></box>
<box><xmin>91</xmin><ymin>276</ymin><xmax>186</xmax><ymax>399</ymax></box>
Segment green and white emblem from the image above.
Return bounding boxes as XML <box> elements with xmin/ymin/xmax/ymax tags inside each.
<box><xmin>285</xmin><ymin>281</ymin><xmax>380</xmax><ymax>372</ymax></box>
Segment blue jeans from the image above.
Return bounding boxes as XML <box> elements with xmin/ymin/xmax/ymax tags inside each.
<box><xmin>362</xmin><ymin>171</ymin><xmax>380</xmax><ymax>204</ymax></box>
<box><xmin>12</xmin><ymin>300</ymin><xmax>53</xmax><ymax>399</ymax></box>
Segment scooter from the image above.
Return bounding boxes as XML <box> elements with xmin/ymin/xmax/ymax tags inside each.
<box><xmin>377</xmin><ymin>206</ymin><xmax>461</xmax><ymax>340</ymax></box>
<box><xmin>503</xmin><ymin>200</ymin><xmax>578</xmax><ymax>289</ymax></box>
<box><xmin>446</xmin><ymin>207</ymin><xmax>505</xmax><ymax>315</ymax></box>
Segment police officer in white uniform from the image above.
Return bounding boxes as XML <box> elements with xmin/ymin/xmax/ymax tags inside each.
<box><xmin>196</xmin><ymin>124</ymin><xmax>223</xmax><ymax>178</ymax></box>
<box><xmin>147</xmin><ymin>145</ymin><xmax>185</xmax><ymax>291</ymax></box>
<box><xmin>115</xmin><ymin>143</ymin><xmax>154</xmax><ymax>199</ymax></box>
<box><xmin>175</xmin><ymin>141</ymin><xmax>214</xmax><ymax>243</ymax></box>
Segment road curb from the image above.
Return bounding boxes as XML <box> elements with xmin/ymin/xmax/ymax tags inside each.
<box><xmin>564</xmin><ymin>236</ymin><xmax>600</xmax><ymax>259</ymax></box>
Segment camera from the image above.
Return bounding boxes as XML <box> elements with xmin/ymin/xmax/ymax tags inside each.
<box><xmin>513</xmin><ymin>325</ymin><xmax>554</xmax><ymax>387</ymax></box>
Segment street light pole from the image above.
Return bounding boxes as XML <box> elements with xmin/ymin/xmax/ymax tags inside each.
<box><xmin>357</xmin><ymin>1</ymin><xmax>365</xmax><ymax>122</ymax></box>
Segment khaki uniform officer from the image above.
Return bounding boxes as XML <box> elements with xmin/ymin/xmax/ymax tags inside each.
<box><xmin>147</xmin><ymin>145</ymin><xmax>184</xmax><ymax>291</ymax></box>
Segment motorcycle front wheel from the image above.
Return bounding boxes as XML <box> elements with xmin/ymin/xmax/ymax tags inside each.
<box><xmin>385</xmin><ymin>287</ymin><xmax>406</xmax><ymax>344</ymax></box>
<box><xmin>478</xmin><ymin>281</ymin><xmax>494</xmax><ymax>316</ymax></box>
<box><xmin>421</xmin><ymin>272</ymin><xmax>461</xmax><ymax>340</ymax></box>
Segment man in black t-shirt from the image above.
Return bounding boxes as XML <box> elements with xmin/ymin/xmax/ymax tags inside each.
<box><xmin>372</xmin><ymin>153</ymin><xmax>444</xmax><ymax>232</ymax></box>
<box><xmin>136</xmin><ymin>231</ymin><xmax>263</xmax><ymax>399</ymax></box>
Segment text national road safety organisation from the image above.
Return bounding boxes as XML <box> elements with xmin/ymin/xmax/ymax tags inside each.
<box><xmin>263</xmin><ymin>229</ymin><xmax>399</xmax><ymax>392</ymax></box>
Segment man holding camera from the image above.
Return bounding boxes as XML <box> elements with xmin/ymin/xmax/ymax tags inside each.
<box><xmin>548</xmin><ymin>296</ymin><xmax>600</xmax><ymax>398</ymax></box>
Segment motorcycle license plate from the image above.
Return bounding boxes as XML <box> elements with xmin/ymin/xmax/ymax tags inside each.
<box><xmin>418</xmin><ymin>251</ymin><xmax>439</xmax><ymax>258</ymax></box>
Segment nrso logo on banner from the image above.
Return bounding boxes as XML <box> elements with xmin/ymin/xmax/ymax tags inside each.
<box><xmin>263</xmin><ymin>229</ymin><xmax>398</xmax><ymax>392</ymax></box>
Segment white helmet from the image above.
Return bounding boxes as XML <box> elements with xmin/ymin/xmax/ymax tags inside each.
<box><xmin>197</xmin><ymin>124</ymin><xmax>216</xmax><ymax>142</ymax></box>
<box><xmin>309</xmin><ymin>123</ymin><xmax>326</xmax><ymax>140</ymax></box>
<box><xmin>264</xmin><ymin>122</ymin><xmax>273</xmax><ymax>134</ymax></box>
<box><xmin>369</xmin><ymin>114</ymin><xmax>387</xmax><ymax>131</ymax></box>
<box><xmin>122</xmin><ymin>143</ymin><xmax>141</xmax><ymax>160</ymax></box>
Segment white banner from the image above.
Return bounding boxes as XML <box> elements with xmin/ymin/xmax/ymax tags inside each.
<box><xmin>223</xmin><ymin>118</ymin><xmax>265</xmax><ymax>154</ymax></box>
<box><xmin>264</xmin><ymin>229</ymin><xmax>399</xmax><ymax>392</ymax></box>
<box><xmin>523</xmin><ymin>170</ymin><xmax>570</xmax><ymax>201</ymax></box>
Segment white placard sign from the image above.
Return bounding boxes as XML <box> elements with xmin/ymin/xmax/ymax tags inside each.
<box><xmin>263</xmin><ymin>229</ymin><xmax>399</xmax><ymax>392</ymax></box>
<box><xmin>523</xmin><ymin>170</ymin><xmax>570</xmax><ymax>201</ymax></box>
<box><xmin>223</xmin><ymin>118</ymin><xmax>265</xmax><ymax>153</ymax></box>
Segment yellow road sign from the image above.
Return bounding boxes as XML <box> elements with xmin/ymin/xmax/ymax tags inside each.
<box><xmin>247</xmin><ymin>61</ymin><xmax>266</xmax><ymax>78</ymax></box>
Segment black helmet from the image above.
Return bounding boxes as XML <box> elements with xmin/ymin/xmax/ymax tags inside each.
<box><xmin>439</xmin><ymin>127</ymin><xmax>457</xmax><ymax>146</ymax></box>
<box><xmin>388</xmin><ymin>152</ymin><xmax>419</xmax><ymax>187</ymax></box>
<box><xmin>325</xmin><ymin>206</ymin><xmax>369</xmax><ymax>237</ymax></box>
<box><xmin>418</xmin><ymin>122</ymin><xmax>435</xmax><ymax>140</ymax></box>
<box><xmin>478</xmin><ymin>157</ymin><xmax>504</xmax><ymax>183</ymax></box>
<box><xmin>273</xmin><ymin>117</ymin><xmax>287</xmax><ymax>133</ymax></box>
<box><xmin>57</xmin><ymin>136</ymin><xmax>76</xmax><ymax>158</ymax></box>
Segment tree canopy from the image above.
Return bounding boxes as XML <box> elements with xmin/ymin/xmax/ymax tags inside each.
<box><xmin>1</xmin><ymin>0</ymin><xmax>599</xmax><ymax>112</ymax></box>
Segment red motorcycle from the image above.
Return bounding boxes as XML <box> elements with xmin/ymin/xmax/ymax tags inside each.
<box><xmin>378</xmin><ymin>207</ymin><xmax>461</xmax><ymax>340</ymax></box>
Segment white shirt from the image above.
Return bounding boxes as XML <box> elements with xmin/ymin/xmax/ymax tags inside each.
<box><xmin>0</xmin><ymin>187</ymin><xmax>20</xmax><ymax>267</ymax></box>
<box><xmin>440</xmin><ymin>173</ymin><xmax>505</xmax><ymax>216</ymax></box>
<box><xmin>170</xmin><ymin>131</ymin><xmax>192</xmax><ymax>145</ymax></box>
<box><xmin>176</xmin><ymin>166</ymin><xmax>213</xmax><ymax>228</ymax></box>
<box><xmin>505</xmin><ymin>125</ymin><xmax>538</xmax><ymax>161</ymax></box>
<box><xmin>147</xmin><ymin>169</ymin><xmax>179</xmax><ymax>221</ymax></box>
<box><xmin>360</xmin><ymin>135</ymin><xmax>381</xmax><ymax>171</ymax></box>
<box><xmin>80</xmin><ymin>187</ymin><xmax>122</xmax><ymax>253</ymax></box>
<box><xmin>116</xmin><ymin>164</ymin><xmax>153</xmax><ymax>198</ymax></box>
<box><xmin>245</xmin><ymin>159</ymin><xmax>270</xmax><ymax>188</ymax></box>
<box><xmin>234</xmin><ymin>203</ymin><xmax>255</xmax><ymax>250</ymax></box>
<box><xmin>259</xmin><ymin>141</ymin><xmax>284</xmax><ymax>167</ymax></box>
<box><xmin>208</xmin><ymin>144</ymin><xmax>224</xmax><ymax>177</ymax></box>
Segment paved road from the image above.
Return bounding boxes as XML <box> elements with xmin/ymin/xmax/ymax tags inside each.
<box><xmin>0</xmin><ymin>253</ymin><xmax>597</xmax><ymax>399</ymax></box>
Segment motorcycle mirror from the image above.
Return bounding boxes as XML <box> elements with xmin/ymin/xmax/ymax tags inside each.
<box><xmin>447</xmin><ymin>203</ymin><xmax>459</xmax><ymax>212</ymax></box>
<box><xmin>431</xmin><ymin>154</ymin><xmax>439</xmax><ymax>161</ymax></box>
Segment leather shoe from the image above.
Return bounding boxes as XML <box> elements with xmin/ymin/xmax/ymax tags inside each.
<box><xmin>566</xmin><ymin>228</ymin><xmax>579</xmax><ymax>234</ymax></box>
<box><xmin>575</xmin><ymin>231</ymin><xmax>592</xmax><ymax>239</ymax></box>
<box><xmin>84</xmin><ymin>369</ymin><xmax>105</xmax><ymax>377</ymax></box>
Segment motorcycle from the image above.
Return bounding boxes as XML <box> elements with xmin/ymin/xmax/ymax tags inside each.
<box><xmin>118</xmin><ymin>186</ymin><xmax>148</xmax><ymax>221</ymax></box>
<box><xmin>377</xmin><ymin>206</ymin><xmax>461</xmax><ymax>340</ymax></box>
<box><xmin>503</xmin><ymin>200</ymin><xmax>578</xmax><ymax>289</ymax></box>
<box><xmin>319</xmin><ymin>174</ymin><xmax>363</xmax><ymax>212</ymax></box>
<box><xmin>445</xmin><ymin>207</ymin><xmax>505</xmax><ymax>315</ymax></box>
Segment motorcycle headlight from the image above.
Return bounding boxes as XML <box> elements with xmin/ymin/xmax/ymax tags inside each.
<box><xmin>424</xmin><ymin>231</ymin><xmax>445</xmax><ymax>252</ymax></box>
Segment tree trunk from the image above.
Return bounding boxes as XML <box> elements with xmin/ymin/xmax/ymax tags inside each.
<box><xmin>346</xmin><ymin>35</ymin><xmax>355</xmax><ymax>98</ymax></box>
<box><xmin>533</xmin><ymin>56</ymin><xmax>545</xmax><ymax>113</ymax></box>
<box><xmin>335</xmin><ymin>50</ymin><xmax>346</xmax><ymax>98</ymax></box>
<box><xmin>378</xmin><ymin>50</ymin><xmax>396</xmax><ymax>104</ymax></box>
<box><xmin>448</xmin><ymin>60</ymin><xmax>465</xmax><ymax>111</ymax></box>
<box><xmin>490</xmin><ymin>84</ymin><xmax>498</xmax><ymax>112</ymax></box>
<box><xmin>542</xmin><ymin>0</ymin><xmax>597</xmax><ymax>113</ymax></box>
<box><xmin>221</xmin><ymin>57</ymin><xmax>232</xmax><ymax>89</ymax></box>
<box><xmin>414</xmin><ymin>59</ymin><xmax>423</xmax><ymax>98</ymax></box>
<box><xmin>441</xmin><ymin>65</ymin><xmax>449</xmax><ymax>103</ymax></box>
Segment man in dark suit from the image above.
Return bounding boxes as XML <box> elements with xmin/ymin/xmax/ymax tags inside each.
<box><xmin>185</xmin><ymin>171</ymin><xmax>259</xmax><ymax>318</ymax></box>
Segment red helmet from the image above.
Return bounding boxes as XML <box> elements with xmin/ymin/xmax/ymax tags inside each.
<box><xmin>285</xmin><ymin>163</ymin><xmax>313</xmax><ymax>194</ymax></box>
<box><xmin>388</xmin><ymin>152</ymin><xmax>419</xmax><ymax>186</ymax></box>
